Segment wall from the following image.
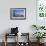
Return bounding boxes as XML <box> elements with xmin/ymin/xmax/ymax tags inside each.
<box><xmin>0</xmin><ymin>0</ymin><xmax>36</xmax><ymax>42</ymax></box>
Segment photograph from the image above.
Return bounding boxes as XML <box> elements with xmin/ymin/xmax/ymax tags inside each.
<box><xmin>10</xmin><ymin>8</ymin><xmax>26</xmax><ymax>20</ymax></box>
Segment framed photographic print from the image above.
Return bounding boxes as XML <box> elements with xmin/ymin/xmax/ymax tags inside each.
<box><xmin>10</xmin><ymin>8</ymin><xmax>26</xmax><ymax>20</ymax></box>
<box><xmin>36</xmin><ymin>0</ymin><xmax>46</xmax><ymax>26</ymax></box>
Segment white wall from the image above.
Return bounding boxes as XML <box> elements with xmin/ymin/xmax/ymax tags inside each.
<box><xmin>0</xmin><ymin>0</ymin><xmax>37</xmax><ymax>42</ymax></box>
